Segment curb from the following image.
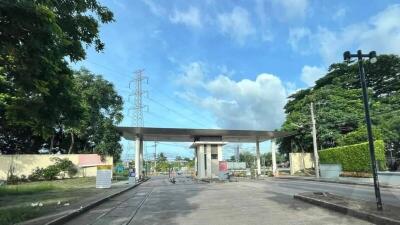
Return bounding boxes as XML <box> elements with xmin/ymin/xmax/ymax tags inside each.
<box><xmin>276</xmin><ymin>176</ymin><xmax>400</xmax><ymax>189</ymax></box>
<box><xmin>19</xmin><ymin>179</ymin><xmax>148</xmax><ymax>225</ymax></box>
<box><xmin>45</xmin><ymin>180</ymin><xmax>146</xmax><ymax>225</ymax></box>
<box><xmin>294</xmin><ymin>194</ymin><xmax>400</xmax><ymax>225</ymax></box>
<box><xmin>45</xmin><ymin>179</ymin><xmax>149</xmax><ymax>225</ymax></box>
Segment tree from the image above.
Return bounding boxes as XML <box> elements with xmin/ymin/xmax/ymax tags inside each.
<box><xmin>279</xmin><ymin>55</ymin><xmax>400</xmax><ymax>158</ymax></box>
<box><xmin>239</xmin><ymin>151</ymin><xmax>256</xmax><ymax>168</ymax></box>
<box><xmin>0</xmin><ymin>0</ymin><xmax>114</xmax><ymax>152</ymax></box>
<box><xmin>262</xmin><ymin>152</ymin><xmax>285</xmax><ymax>166</ymax></box>
<box><xmin>185</xmin><ymin>157</ymin><xmax>195</xmax><ymax>168</ymax></box>
<box><xmin>156</xmin><ymin>152</ymin><xmax>170</xmax><ymax>172</ymax></box>
<box><xmin>67</xmin><ymin>69</ymin><xmax>123</xmax><ymax>160</ymax></box>
<box><xmin>279</xmin><ymin>85</ymin><xmax>364</xmax><ymax>154</ymax></box>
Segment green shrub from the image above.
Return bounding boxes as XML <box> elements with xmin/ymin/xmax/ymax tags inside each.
<box><xmin>6</xmin><ymin>175</ymin><xmax>20</xmax><ymax>185</ymax></box>
<box><xmin>319</xmin><ymin>140</ymin><xmax>385</xmax><ymax>172</ymax></box>
<box><xmin>42</xmin><ymin>165</ymin><xmax>60</xmax><ymax>180</ymax></box>
<box><xmin>6</xmin><ymin>175</ymin><xmax>28</xmax><ymax>184</ymax></box>
<box><xmin>337</xmin><ymin>126</ymin><xmax>383</xmax><ymax>146</ymax></box>
<box><xmin>52</xmin><ymin>158</ymin><xmax>78</xmax><ymax>178</ymax></box>
<box><xmin>22</xmin><ymin>158</ymin><xmax>78</xmax><ymax>182</ymax></box>
<box><xmin>28</xmin><ymin>167</ymin><xmax>45</xmax><ymax>181</ymax></box>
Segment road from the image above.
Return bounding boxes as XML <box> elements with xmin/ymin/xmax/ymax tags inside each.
<box><xmin>63</xmin><ymin>176</ymin><xmax>400</xmax><ymax>225</ymax></box>
<box><xmin>268</xmin><ymin>178</ymin><xmax>400</xmax><ymax>206</ymax></box>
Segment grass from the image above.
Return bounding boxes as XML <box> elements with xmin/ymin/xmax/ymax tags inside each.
<box><xmin>0</xmin><ymin>206</ymin><xmax>52</xmax><ymax>225</ymax></box>
<box><xmin>0</xmin><ymin>177</ymin><xmax>102</xmax><ymax>225</ymax></box>
<box><xmin>0</xmin><ymin>184</ymin><xmax>55</xmax><ymax>197</ymax></box>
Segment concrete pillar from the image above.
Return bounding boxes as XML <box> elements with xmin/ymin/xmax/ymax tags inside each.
<box><xmin>206</xmin><ymin>144</ymin><xmax>212</xmax><ymax>178</ymax></box>
<box><xmin>194</xmin><ymin>149</ymin><xmax>198</xmax><ymax>174</ymax></box>
<box><xmin>198</xmin><ymin>145</ymin><xmax>205</xmax><ymax>178</ymax></box>
<box><xmin>139</xmin><ymin>139</ymin><xmax>144</xmax><ymax>177</ymax></box>
<box><xmin>217</xmin><ymin>145</ymin><xmax>223</xmax><ymax>161</ymax></box>
<box><xmin>271</xmin><ymin>139</ymin><xmax>277</xmax><ymax>176</ymax></box>
<box><xmin>135</xmin><ymin>136</ymin><xmax>140</xmax><ymax>179</ymax></box>
<box><xmin>256</xmin><ymin>140</ymin><xmax>261</xmax><ymax>176</ymax></box>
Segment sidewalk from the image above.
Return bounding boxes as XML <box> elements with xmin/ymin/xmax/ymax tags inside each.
<box><xmin>276</xmin><ymin>175</ymin><xmax>400</xmax><ymax>189</ymax></box>
<box><xmin>295</xmin><ymin>192</ymin><xmax>400</xmax><ymax>225</ymax></box>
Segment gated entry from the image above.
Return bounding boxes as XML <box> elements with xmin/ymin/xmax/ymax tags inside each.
<box><xmin>117</xmin><ymin>127</ymin><xmax>293</xmax><ymax>179</ymax></box>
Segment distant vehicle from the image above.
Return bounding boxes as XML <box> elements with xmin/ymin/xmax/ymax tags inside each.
<box><xmin>38</xmin><ymin>145</ymin><xmax>49</xmax><ymax>154</ymax></box>
<box><xmin>37</xmin><ymin>145</ymin><xmax>67</xmax><ymax>154</ymax></box>
<box><xmin>177</xmin><ymin>171</ymin><xmax>182</xmax><ymax>175</ymax></box>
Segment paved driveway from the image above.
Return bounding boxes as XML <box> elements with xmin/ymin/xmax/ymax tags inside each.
<box><xmin>64</xmin><ymin>176</ymin><xmax>371</xmax><ymax>225</ymax></box>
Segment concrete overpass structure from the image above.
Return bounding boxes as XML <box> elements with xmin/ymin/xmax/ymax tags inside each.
<box><xmin>117</xmin><ymin>127</ymin><xmax>293</xmax><ymax>179</ymax></box>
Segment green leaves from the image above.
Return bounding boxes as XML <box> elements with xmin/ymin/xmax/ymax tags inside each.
<box><xmin>319</xmin><ymin>140</ymin><xmax>385</xmax><ymax>172</ymax></box>
<box><xmin>0</xmin><ymin>0</ymin><xmax>120</xmax><ymax>158</ymax></box>
<box><xmin>279</xmin><ymin>55</ymin><xmax>400</xmax><ymax>158</ymax></box>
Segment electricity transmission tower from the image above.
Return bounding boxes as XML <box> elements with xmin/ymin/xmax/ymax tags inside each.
<box><xmin>129</xmin><ymin>69</ymin><xmax>148</xmax><ymax>127</ymax></box>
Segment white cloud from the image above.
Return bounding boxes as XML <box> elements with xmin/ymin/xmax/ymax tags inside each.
<box><xmin>255</xmin><ymin>0</ymin><xmax>274</xmax><ymax>42</ymax></box>
<box><xmin>289</xmin><ymin>4</ymin><xmax>400</xmax><ymax>64</ymax></box>
<box><xmin>271</xmin><ymin>0</ymin><xmax>309</xmax><ymax>21</ymax></box>
<box><xmin>175</xmin><ymin>62</ymin><xmax>206</xmax><ymax>88</ymax></box>
<box><xmin>285</xmin><ymin>82</ymin><xmax>298</xmax><ymax>95</ymax></box>
<box><xmin>176</xmin><ymin>63</ymin><xmax>288</xmax><ymax>130</ymax></box>
<box><xmin>301</xmin><ymin>65</ymin><xmax>326</xmax><ymax>86</ymax></box>
<box><xmin>141</xmin><ymin>0</ymin><xmax>165</xmax><ymax>16</ymax></box>
<box><xmin>170</xmin><ymin>7</ymin><xmax>202</xmax><ymax>28</ymax></box>
<box><xmin>288</xmin><ymin>27</ymin><xmax>311</xmax><ymax>54</ymax></box>
<box><xmin>217</xmin><ymin>7</ymin><xmax>255</xmax><ymax>44</ymax></box>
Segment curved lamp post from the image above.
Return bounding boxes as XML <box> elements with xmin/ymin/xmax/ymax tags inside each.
<box><xmin>343</xmin><ymin>50</ymin><xmax>382</xmax><ymax>211</ymax></box>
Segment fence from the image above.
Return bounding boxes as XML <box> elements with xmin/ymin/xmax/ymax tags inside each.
<box><xmin>0</xmin><ymin>154</ymin><xmax>113</xmax><ymax>180</ymax></box>
<box><xmin>289</xmin><ymin>153</ymin><xmax>314</xmax><ymax>175</ymax></box>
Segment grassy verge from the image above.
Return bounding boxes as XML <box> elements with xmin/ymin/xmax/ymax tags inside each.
<box><xmin>0</xmin><ymin>177</ymin><xmax>102</xmax><ymax>225</ymax></box>
<box><xmin>0</xmin><ymin>184</ymin><xmax>55</xmax><ymax>197</ymax></box>
<box><xmin>0</xmin><ymin>206</ymin><xmax>52</xmax><ymax>225</ymax></box>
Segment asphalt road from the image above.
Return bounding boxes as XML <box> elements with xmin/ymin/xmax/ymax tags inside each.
<box><xmin>268</xmin><ymin>178</ymin><xmax>400</xmax><ymax>207</ymax></box>
<box><xmin>62</xmin><ymin>176</ymin><xmax>392</xmax><ymax>225</ymax></box>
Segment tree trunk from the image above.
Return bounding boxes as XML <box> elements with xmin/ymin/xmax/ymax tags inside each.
<box><xmin>50</xmin><ymin>135</ymin><xmax>54</xmax><ymax>152</ymax></box>
<box><xmin>68</xmin><ymin>132</ymin><xmax>74</xmax><ymax>154</ymax></box>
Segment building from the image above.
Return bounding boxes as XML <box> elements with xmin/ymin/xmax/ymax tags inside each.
<box><xmin>117</xmin><ymin>127</ymin><xmax>293</xmax><ymax>179</ymax></box>
<box><xmin>191</xmin><ymin>141</ymin><xmax>225</xmax><ymax>179</ymax></box>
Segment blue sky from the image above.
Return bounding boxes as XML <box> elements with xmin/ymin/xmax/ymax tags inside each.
<box><xmin>73</xmin><ymin>0</ymin><xmax>400</xmax><ymax>161</ymax></box>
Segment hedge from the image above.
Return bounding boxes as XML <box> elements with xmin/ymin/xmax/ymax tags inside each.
<box><xmin>319</xmin><ymin>140</ymin><xmax>385</xmax><ymax>172</ymax></box>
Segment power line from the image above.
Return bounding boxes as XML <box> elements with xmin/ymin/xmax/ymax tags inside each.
<box><xmin>146</xmin><ymin>96</ymin><xmax>208</xmax><ymax>128</ymax></box>
<box><xmin>147</xmin><ymin>86</ymin><xmax>215</xmax><ymax>125</ymax></box>
<box><xmin>84</xmin><ymin>60</ymin><xmax>216</xmax><ymax>126</ymax></box>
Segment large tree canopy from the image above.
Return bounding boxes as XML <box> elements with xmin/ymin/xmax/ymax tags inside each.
<box><xmin>0</xmin><ymin>1</ymin><xmax>123</xmax><ymax>159</ymax></box>
<box><xmin>279</xmin><ymin>55</ymin><xmax>400</xmax><ymax>158</ymax></box>
<box><xmin>68</xmin><ymin>69</ymin><xmax>123</xmax><ymax>160</ymax></box>
<box><xmin>0</xmin><ymin>0</ymin><xmax>113</xmax><ymax>137</ymax></box>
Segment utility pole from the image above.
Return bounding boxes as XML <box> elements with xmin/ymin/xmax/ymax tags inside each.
<box><xmin>129</xmin><ymin>69</ymin><xmax>148</xmax><ymax>127</ymax></box>
<box><xmin>310</xmin><ymin>102</ymin><xmax>320</xmax><ymax>178</ymax></box>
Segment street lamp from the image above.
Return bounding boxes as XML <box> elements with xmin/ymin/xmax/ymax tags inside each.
<box><xmin>343</xmin><ymin>50</ymin><xmax>382</xmax><ymax>211</ymax></box>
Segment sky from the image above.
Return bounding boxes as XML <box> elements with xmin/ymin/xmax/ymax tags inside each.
<box><xmin>73</xmin><ymin>0</ymin><xmax>400</xmax><ymax>161</ymax></box>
